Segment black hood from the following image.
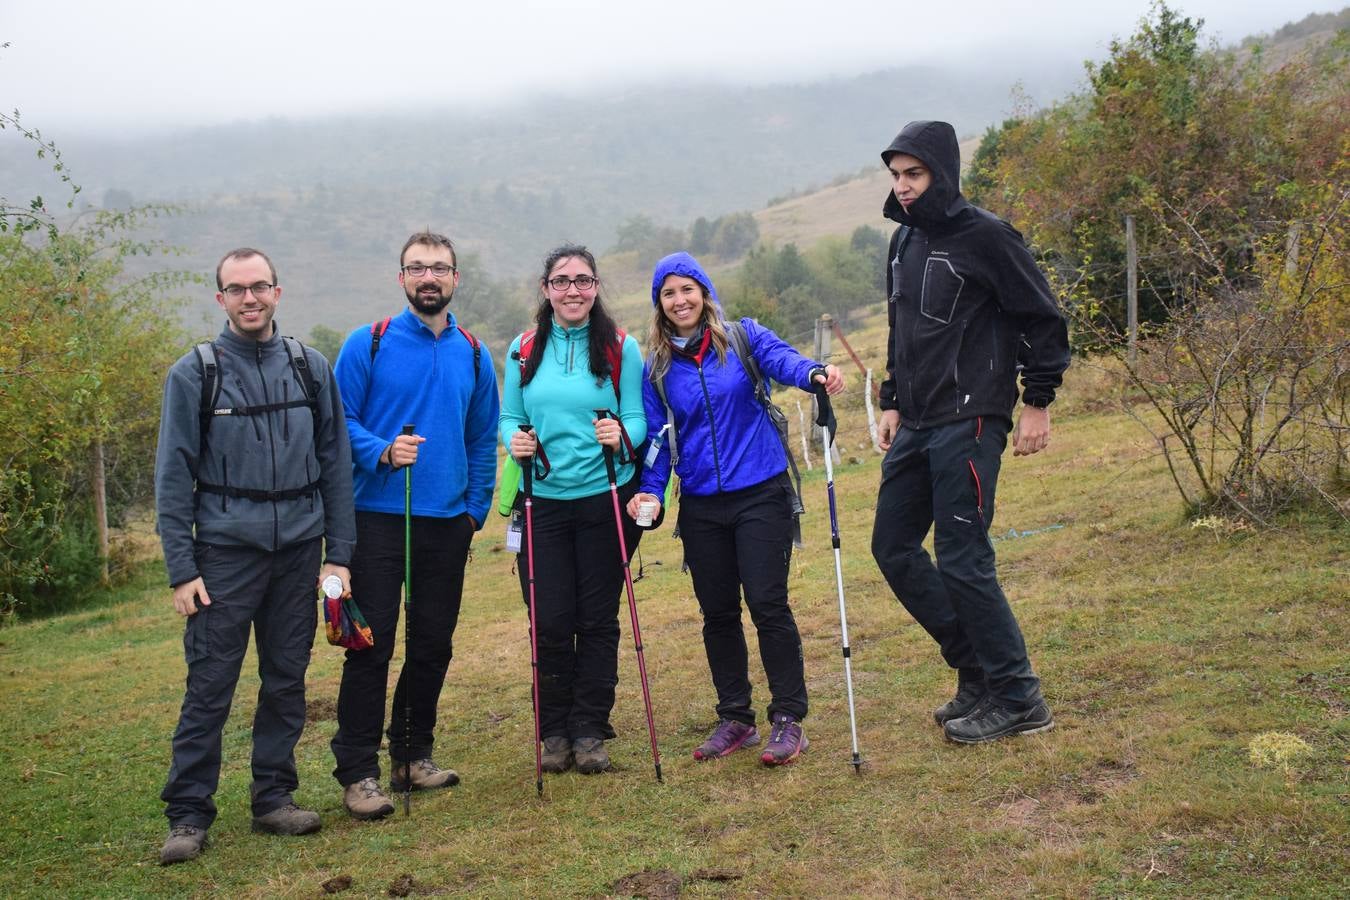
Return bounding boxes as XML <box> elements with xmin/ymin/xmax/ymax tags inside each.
<box><xmin>881</xmin><ymin>120</ymin><xmax>964</xmax><ymax>228</ymax></box>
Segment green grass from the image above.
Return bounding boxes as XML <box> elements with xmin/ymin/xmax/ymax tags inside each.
<box><xmin>1</xmin><ymin>369</ymin><xmax>1347</xmax><ymax>898</ymax></box>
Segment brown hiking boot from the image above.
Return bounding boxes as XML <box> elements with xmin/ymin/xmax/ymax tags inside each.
<box><xmin>251</xmin><ymin>802</ymin><xmax>322</xmax><ymax>835</ymax></box>
<box><xmin>390</xmin><ymin>758</ymin><xmax>461</xmax><ymax>792</ymax></box>
<box><xmin>540</xmin><ymin>736</ymin><xmax>573</xmax><ymax>773</ymax></box>
<box><xmin>343</xmin><ymin>777</ymin><xmax>395</xmax><ymax>821</ymax></box>
<box><xmin>573</xmin><ymin>737</ymin><xmax>610</xmax><ymax>775</ymax></box>
<box><xmin>159</xmin><ymin>824</ymin><xmax>208</xmax><ymax>865</ymax></box>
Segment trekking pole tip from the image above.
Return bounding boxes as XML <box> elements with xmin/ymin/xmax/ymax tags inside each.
<box><xmin>401</xmin><ymin>423</ymin><xmax>415</xmax><ymax>436</ymax></box>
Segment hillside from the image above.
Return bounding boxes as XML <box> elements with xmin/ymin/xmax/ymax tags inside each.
<box><xmin>1</xmin><ymin>361</ymin><xmax>1345</xmax><ymax>896</ymax></box>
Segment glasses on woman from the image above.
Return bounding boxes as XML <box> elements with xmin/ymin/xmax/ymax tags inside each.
<box><xmin>401</xmin><ymin>264</ymin><xmax>456</xmax><ymax>277</ymax></box>
<box><xmin>547</xmin><ymin>274</ymin><xmax>597</xmax><ymax>291</ymax></box>
<box><xmin>221</xmin><ymin>282</ymin><xmax>276</xmax><ymax>299</ymax></box>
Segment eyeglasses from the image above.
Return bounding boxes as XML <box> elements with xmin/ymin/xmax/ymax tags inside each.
<box><xmin>547</xmin><ymin>275</ymin><xmax>597</xmax><ymax>291</ymax></box>
<box><xmin>221</xmin><ymin>282</ymin><xmax>276</xmax><ymax>299</ymax></box>
<box><xmin>401</xmin><ymin>264</ymin><xmax>456</xmax><ymax>278</ymax></box>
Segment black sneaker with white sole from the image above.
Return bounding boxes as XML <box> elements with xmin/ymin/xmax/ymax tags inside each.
<box><xmin>943</xmin><ymin>700</ymin><xmax>1054</xmax><ymax>744</ymax></box>
<box><xmin>933</xmin><ymin>681</ymin><xmax>990</xmax><ymax>725</ymax></box>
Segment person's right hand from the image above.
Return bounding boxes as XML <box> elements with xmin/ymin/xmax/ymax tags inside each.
<box><xmin>878</xmin><ymin>409</ymin><xmax>900</xmax><ymax>451</ymax></box>
<box><xmin>509</xmin><ymin>429</ymin><xmax>538</xmax><ymax>461</ymax></box>
<box><xmin>172</xmin><ymin>577</ymin><xmax>210</xmax><ymax>617</ymax></box>
<box><xmin>383</xmin><ymin>433</ymin><xmax>426</xmax><ymax>467</ymax></box>
<box><xmin>626</xmin><ymin>492</ymin><xmax>663</xmax><ymax>521</ymax></box>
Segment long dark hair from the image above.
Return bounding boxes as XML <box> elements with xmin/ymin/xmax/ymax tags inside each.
<box><xmin>520</xmin><ymin>244</ymin><xmax>620</xmax><ymax>388</ymax></box>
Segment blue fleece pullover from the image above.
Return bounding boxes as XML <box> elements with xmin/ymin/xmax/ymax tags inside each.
<box><xmin>499</xmin><ymin>320</ymin><xmax>647</xmax><ymax>500</ymax></box>
<box><xmin>641</xmin><ymin>253</ymin><xmax>821</xmax><ymax>498</ymax></box>
<box><xmin>335</xmin><ymin>308</ymin><xmax>499</xmax><ymax>526</ymax></box>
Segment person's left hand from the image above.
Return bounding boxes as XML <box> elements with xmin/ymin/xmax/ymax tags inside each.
<box><xmin>593</xmin><ymin>416</ymin><xmax>622</xmax><ymax>449</ymax></box>
<box><xmin>318</xmin><ymin>563</ymin><xmax>352</xmax><ymax>596</ymax></box>
<box><xmin>813</xmin><ymin>364</ymin><xmax>846</xmax><ymax>396</ymax></box>
<box><xmin>1012</xmin><ymin>405</ymin><xmax>1051</xmax><ymax>456</ymax></box>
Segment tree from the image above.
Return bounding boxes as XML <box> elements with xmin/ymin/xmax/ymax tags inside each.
<box><xmin>969</xmin><ymin>2</ymin><xmax>1349</xmax><ymax>519</ymax></box>
<box><xmin>711</xmin><ymin>212</ymin><xmax>759</xmax><ymax>258</ymax></box>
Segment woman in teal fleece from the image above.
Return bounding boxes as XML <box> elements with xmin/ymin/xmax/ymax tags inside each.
<box><xmin>498</xmin><ymin>244</ymin><xmax>647</xmax><ymax>775</ymax></box>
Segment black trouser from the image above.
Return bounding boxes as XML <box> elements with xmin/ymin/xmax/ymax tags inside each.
<box><xmin>162</xmin><ymin>539</ymin><xmax>320</xmax><ymax>828</ymax></box>
<box><xmin>678</xmin><ymin>474</ymin><xmax>807</xmax><ymax>725</ymax></box>
<box><xmin>871</xmin><ymin>416</ymin><xmax>1042</xmax><ymax>709</ymax></box>
<box><xmin>331</xmin><ymin>511</ymin><xmax>473</xmax><ymax>786</ymax></box>
<box><xmin>517</xmin><ymin>479</ymin><xmax>640</xmax><ymax>740</ymax></box>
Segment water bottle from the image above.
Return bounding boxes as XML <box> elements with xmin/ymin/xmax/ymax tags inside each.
<box><xmin>322</xmin><ymin>574</ymin><xmax>343</xmax><ymax>599</ymax></box>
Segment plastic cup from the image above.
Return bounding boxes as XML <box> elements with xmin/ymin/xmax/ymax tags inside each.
<box><xmin>636</xmin><ymin>500</ymin><xmax>658</xmax><ymax>527</ymax></box>
<box><xmin>322</xmin><ymin>575</ymin><xmax>343</xmax><ymax>600</ymax></box>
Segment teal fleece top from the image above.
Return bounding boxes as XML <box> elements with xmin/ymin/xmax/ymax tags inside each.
<box><xmin>498</xmin><ymin>320</ymin><xmax>647</xmax><ymax>500</ymax></box>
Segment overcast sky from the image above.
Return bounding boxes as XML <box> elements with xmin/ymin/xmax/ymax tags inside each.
<box><xmin>2</xmin><ymin>0</ymin><xmax>1342</xmax><ymax>133</ymax></box>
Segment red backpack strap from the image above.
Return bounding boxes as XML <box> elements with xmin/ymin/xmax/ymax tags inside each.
<box><xmin>369</xmin><ymin>316</ymin><xmax>393</xmax><ymax>364</ymax></box>
<box><xmin>512</xmin><ymin>328</ymin><xmax>538</xmax><ymax>376</ymax></box>
<box><xmin>456</xmin><ymin>324</ymin><xmax>482</xmax><ymax>383</ymax></box>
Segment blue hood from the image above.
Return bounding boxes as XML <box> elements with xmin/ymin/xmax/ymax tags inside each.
<box><xmin>650</xmin><ymin>252</ymin><xmax>722</xmax><ymax>310</ymax></box>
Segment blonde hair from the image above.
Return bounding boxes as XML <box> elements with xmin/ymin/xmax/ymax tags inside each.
<box><xmin>645</xmin><ymin>285</ymin><xmax>729</xmax><ymax>384</ymax></box>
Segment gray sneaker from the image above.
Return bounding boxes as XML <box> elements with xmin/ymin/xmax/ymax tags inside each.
<box><xmin>541</xmin><ymin>736</ymin><xmax>573</xmax><ymax>773</ymax></box>
<box><xmin>252</xmin><ymin>802</ymin><xmax>322</xmax><ymax>835</ymax></box>
<box><xmin>944</xmin><ymin>700</ymin><xmax>1055</xmax><ymax>744</ymax></box>
<box><xmin>343</xmin><ymin>777</ymin><xmax>395</xmax><ymax>821</ymax></box>
<box><xmin>572</xmin><ymin>737</ymin><xmax>610</xmax><ymax>774</ymax></box>
<box><xmin>159</xmin><ymin>824</ymin><xmax>207</xmax><ymax>865</ymax></box>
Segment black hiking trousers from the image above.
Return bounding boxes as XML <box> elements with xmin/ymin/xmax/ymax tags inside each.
<box><xmin>162</xmin><ymin>538</ymin><xmax>320</xmax><ymax>829</ymax></box>
<box><xmin>516</xmin><ymin>478</ymin><xmax>641</xmax><ymax>741</ymax></box>
<box><xmin>331</xmin><ymin>511</ymin><xmax>473</xmax><ymax>786</ymax></box>
<box><xmin>678</xmin><ymin>474</ymin><xmax>808</xmax><ymax>725</ymax></box>
<box><xmin>871</xmin><ymin>416</ymin><xmax>1043</xmax><ymax>709</ymax></box>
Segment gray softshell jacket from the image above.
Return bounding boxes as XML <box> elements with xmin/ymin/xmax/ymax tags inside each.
<box><xmin>154</xmin><ymin>325</ymin><xmax>356</xmax><ymax>587</ymax></box>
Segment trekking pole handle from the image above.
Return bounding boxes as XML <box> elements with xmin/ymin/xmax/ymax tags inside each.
<box><xmin>518</xmin><ymin>424</ymin><xmax>534</xmax><ymax>495</ymax></box>
<box><xmin>813</xmin><ymin>386</ymin><xmax>833</xmax><ymax>427</ymax></box>
<box><xmin>594</xmin><ymin>410</ymin><xmax>618</xmax><ymax>484</ymax></box>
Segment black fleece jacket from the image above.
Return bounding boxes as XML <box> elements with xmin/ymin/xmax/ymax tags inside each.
<box><xmin>878</xmin><ymin>120</ymin><xmax>1069</xmax><ymax>429</ymax></box>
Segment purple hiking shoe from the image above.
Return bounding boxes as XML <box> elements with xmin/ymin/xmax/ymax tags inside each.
<box><xmin>693</xmin><ymin>719</ymin><xmax>760</xmax><ymax>760</ymax></box>
<box><xmin>760</xmin><ymin>713</ymin><xmax>808</xmax><ymax>766</ymax></box>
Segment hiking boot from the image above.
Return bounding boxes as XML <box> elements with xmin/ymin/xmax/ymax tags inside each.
<box><xmin>944</xmin><ymin>700</ymin><xmax>1055</xmax><ymax>744</ymax></box>
<box><xmin>541</xmin><ymin>736</ymin><xmax>573</xmax><ymax>773</ymax></box>
<box><xmin>934</xmin><ymin>680</ymin><xmax>990</xmax><ymax>725</ymax></box>
<box><xmin>390</xmin><ymin>758</ymin><xmax>460</xmax><ymax>792</ymax></box>
<box><xmin>693</xmin><ymin>719</ymin><xmax>761</xmax><ymax>761</ymax></box>
<box><xmin>343</xmin><ymin>777</ymin><xmax>395</xmax><ymax>821</ymax></box>
<box><xmin>572</xmin><ymin>737</ymin><xmax>610</xmax><ymax>774</ymax></box>
<box><xmin>760</xmin><ymin>713</ymin><xmax>809</xmax><ymax>766</ymax></box>
<box><xmin>251</xmin><ymin>802</ymin><xmax>321</xmax><ymax>835</ymax></box>
<box><xmin>159</xmin><ymin>824</ymin><xmax>207</xmax><ymax>865</ymax></box>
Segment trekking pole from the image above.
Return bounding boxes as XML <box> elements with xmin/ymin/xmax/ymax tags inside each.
<box><xmin>519</xmin><ymin>425</ymin><xmax>544</xmax><ymax>798</ymax></box>
<box><xmin>401</xmin><ymin>423</ymin><xmax>415</xmax><ymax>813</ymax></box>
<box><xmin>814</xmin><ymin>389</ymin><xmax>862</xmax><ymax>774</ymax></box>
<box><xmin>596</xmin><ymin>410</ymin><xmax>663</xmax><ymax>783</ymax></box>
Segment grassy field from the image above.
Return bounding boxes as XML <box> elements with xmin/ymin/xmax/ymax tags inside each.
<box><xmin>1</xmin><ymin>359</ymin><xmax>1346</xmax><ymax>898</ymax></box>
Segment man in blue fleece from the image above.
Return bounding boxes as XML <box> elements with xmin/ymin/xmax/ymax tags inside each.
<box><xmin>330</xmin><ymin>231</ymin><xmax>499</xmax><ymax>818</ymax></box>
<box><xmin>872</xmin><ymin>121</ymin><xmax>1070</xmax><ymax>744</ymax></box>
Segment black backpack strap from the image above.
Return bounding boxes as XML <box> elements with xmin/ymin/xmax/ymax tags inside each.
<box><xmin>457</xmin><ymin>324</ymin><xmax>481</xmax><ymax>386</ymax></box>
<box><xmin>369</xmin><ymin>317</ymin><xmax>392</xmax><ymax>364</ymax></box>
<box><xmin>282</xmin><ymin>336</ymin><xmax>321</xmax><ymax>440</ymax></box>
<box><xmin>193</xmin><ymin>341</ymin><xmax>220</xmax><ymax>453</ymax></box>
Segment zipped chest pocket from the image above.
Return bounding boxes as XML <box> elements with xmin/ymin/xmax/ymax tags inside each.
<box><xmin>921</xmin><ymin>256</ymin><xmax>965</xmax><ymax>324</ymax></box>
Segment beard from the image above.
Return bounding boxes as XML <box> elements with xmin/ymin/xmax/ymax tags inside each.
<box><xmin>406</xmin><ymin>282</ymin><xmax>453</xmax><ymax>314</ymax></box>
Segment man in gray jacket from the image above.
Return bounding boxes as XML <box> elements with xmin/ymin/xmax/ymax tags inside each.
<box><xmin>153</xmin><ymin>248</ymin><xmax>356</xmax><ymax>865</ymax></box>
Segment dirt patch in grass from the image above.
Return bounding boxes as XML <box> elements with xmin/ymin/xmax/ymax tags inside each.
<box><xmin>1294</xmin><ymin>670</ymin><xmax>1349</xmax><ymax>715</ymax></box>
<box><xmin>306</xmin><ymin>696</ymin><xmax>338</xmax><ymax>722</ymax></box>
<box><xmin>612</xmin><ymin>868</ymin><xmax>682</xmax><ymax>898</ymax></box>
<box><xmin>996</xmin><ymin>760</ymin><xmax>1140</xmax><ymax>834</ymax></box>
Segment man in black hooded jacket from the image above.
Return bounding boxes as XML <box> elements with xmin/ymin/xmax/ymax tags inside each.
<box><xmin>871</xmin><ymin>120</ymin><xmax>1069</xmax><ymax>743</ymax></box>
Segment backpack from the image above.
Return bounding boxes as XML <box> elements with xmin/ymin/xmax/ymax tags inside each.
<box><xmin>192</xmin><ymin>336</ymin><xmax>323</xmax><ymax>503</ymax></box>
<box><xmin>650</xmin><ymin>320</ymin><xmax>807</xmax><ymax>544</ymax></box>
<box><xmin>496</xmin><ymin>327</ymin><xmax>633</xmax><ymax>515</ymax></box>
